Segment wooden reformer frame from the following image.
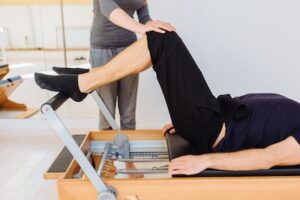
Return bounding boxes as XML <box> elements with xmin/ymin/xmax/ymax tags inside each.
<box><xmin>42</xmin><ymin>93</ymin><xmax>300</xmax><ymax>200</ymax></box>
<box><xmin>0</xmin><ymin>64</ymin><xmax>38</xmax><ymax>118</ymax></box>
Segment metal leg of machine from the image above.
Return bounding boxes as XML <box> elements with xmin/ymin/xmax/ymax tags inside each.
<box><xmin>0</xmin><ymin>27</ymin><xmax>6</xmax><ymax>64</ymax></box>
<box><xmin>41</xmin><ymin>93</ymin><xmax>118</xmax><ymax>200</ymax></box>
<box><xmin>42</xmin><ymin>93</ymin><xmax>169</xmax><ymax>199</ymax></box>
<box><xmin>90</xmin><ymin>91</ymin><xmax>120</xmax><ymax>130</ymax></box>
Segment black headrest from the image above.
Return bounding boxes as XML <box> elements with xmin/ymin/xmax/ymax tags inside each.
<box><xmin>166</xmin><ymin>133</ymin><xmax>300</xmax><ymax>177</ymax></box>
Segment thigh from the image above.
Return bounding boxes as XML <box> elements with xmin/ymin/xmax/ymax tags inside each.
<box><xmin>146</xmin><ymin>32</ymin><xmax>223</xmax><ymax>152</ymax></box>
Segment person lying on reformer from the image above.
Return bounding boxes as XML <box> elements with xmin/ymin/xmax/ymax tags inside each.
<box><xmin>35</xmin><ymin>31</ymin><xmax>300</xmax><ymax>176</ymax></box>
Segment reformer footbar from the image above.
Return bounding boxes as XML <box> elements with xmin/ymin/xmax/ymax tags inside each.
<box><xmin>41</xmin><ymin>92</ymin><xmax>169</xmax><ymax>200</ymax></box>
<box><xmin>42</xmin><ymin>93</ymin><xmax>116</xmax><ymax>200</ymax></box>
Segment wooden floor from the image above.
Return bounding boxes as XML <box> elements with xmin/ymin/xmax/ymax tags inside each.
<box><xmin>0</xmin><ymin>129</ymin><xmax>71</xmax><ymax>200</ymax></box>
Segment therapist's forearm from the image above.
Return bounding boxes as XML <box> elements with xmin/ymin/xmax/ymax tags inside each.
<box><xmin>109</xmin><ymin>8</ymin><xmax>146</xmax><ymax>34</ymax></box>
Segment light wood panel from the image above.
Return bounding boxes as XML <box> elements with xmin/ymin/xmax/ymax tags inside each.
<box><xmin>56</xmin><ymin>177</ymin><xmax>300</xmax><ymax>200</ymax></box>
<box><xmin>54</xmin><ymin>131</ymin><xmax>300</xmax><ymax>200</ymax></box>
<box><xmin>0</xmin><ymin>0</ymin><xmax>92</xmax><ymax>5</ymax></box>
<box><xmin>15</xmin><ymin>108</ymin><xmax>39</xmax><ymax>119</ymax></box>
<box><xmin>90</xmin><ymin>130</ymin><xmax>164</xmax><ymax>141</ymax></box>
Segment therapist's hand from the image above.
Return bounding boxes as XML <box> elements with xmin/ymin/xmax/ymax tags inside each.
<box><xmin>143</xmin><ymin>20</ymin><xmax>176</xmax><ymax>34</ymax></box>
<box><xmin>162</xmin><ymin>123</ymin><xmax>176</xmax><ymax>136</ymax></box>
<box><xmin>169</xmin><ymin>155</ymin><xmax>210</xmax><ymax>175</ymax></box>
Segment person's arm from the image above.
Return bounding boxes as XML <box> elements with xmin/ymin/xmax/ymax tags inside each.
<box><xmin>169</xmin><ymin>136</ymin><xmax>300</xmax><ymax>175</ymax></box>
<box><xmin>137</xmin><ymin>0</ymin><xmax>151</xmax><ymax>24</ymax></box>
<box><xmin>162</xmin><ymin>123</ymin><xmax>175</xmax><ymax>136</ymax></box>
<box><xmin>99</xmin><ymin>0</ymin><xmax>175</xmax><ymax>34</ymax></box>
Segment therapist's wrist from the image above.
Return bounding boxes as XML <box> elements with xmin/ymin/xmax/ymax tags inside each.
<box><xmin>135</xmin><ymin>24</ymin><xmax>147</xmax><ymax>34</ymax></box>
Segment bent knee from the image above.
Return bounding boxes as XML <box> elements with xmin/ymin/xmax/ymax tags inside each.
<box><xmin>146</xmin><ymin>31</ymin><xmax>182</xmax><ymax>66</ymax></box>
<box><xmin>146</xmin><ymin>31</ymin><xmax>181</xmax><ymax>44</ymax></box>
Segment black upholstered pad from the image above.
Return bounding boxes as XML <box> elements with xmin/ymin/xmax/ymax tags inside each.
<box><xmin>47</xmin><ymin>135</ymin><xmax>86</xmax><ymax>173</ymax></box>
<box><xmin>0</xmin><ymin>64</ymin><xmax>8</xmax><ymax>69</ymax></box>
<box><xmin>0</xmin><ymin>76</ymin><xmax>23</xmax><ymax>97</ymax></box>
<box><xmin>166</xmin><ymin>133</ymin><xmax>300</xmax><ymax>177</ymax></box>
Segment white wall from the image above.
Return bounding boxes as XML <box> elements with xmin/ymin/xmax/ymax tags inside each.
<box><xmin>139</xmin><ymin>0</ymin><xmax>300</xmax><ymax>126</ymax></box>
<box><xmin>1</xmin><ymin>0</ymin><xmax>300</xmax><ymax>128</ymax></box>
<box><xmin>148</xmin><ymin>0</ymin><xmax>300</xmax><ymax>100</ymax></box>
<box><xmin>0</xmin><ymin>4</ymin><xmax>92</xmax><ymax>49</ymax></box>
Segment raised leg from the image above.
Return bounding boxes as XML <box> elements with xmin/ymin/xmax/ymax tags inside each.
<box><xmin>145</xmin><ymin>32</ymin><xmax>223</xmax><ymax>153</ymax></box>
<box><xmin>79</xmin><ymin>36</ymin><xmax>151</xmax><ymax>93</ymax></box>
<box><xmin>35</xmin><ymin>32</ymin><xmax>223</xmax><ymax>153</ymax></box>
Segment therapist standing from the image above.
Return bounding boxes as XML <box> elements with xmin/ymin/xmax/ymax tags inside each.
<box><xmin>90</xmin><ymin>0</ymin><xmax>175</xmax><ymax>130</ymax></box>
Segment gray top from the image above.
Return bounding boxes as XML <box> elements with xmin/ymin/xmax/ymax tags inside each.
<box><xmin>91</xmin><ymin>0</ymin><xmax>151</xmax><ymax>49</ymax></box>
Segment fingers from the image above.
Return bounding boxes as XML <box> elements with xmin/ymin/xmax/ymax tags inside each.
<box><xmin>154</xmin><ymin>20</ymin><xmax>176</xmax><ymax>31</ymax></box>
<box><xmin>163</xmin><ymin>127</ymin><xmax>176</xmax><ymax>136</ymax></box>
<box><xmin>156</xmin><ymin>22</ymin><xmax>172</xmax><ymax>32</ymax></box>
<box><xmin>163</xmin><ymin>128</ymin><xmax>175</xmax><ymax>136</ymax></box>
<box><xmin>124</xmin><ymin>195</ymin><xmax>139</xmax><ymax>200</ymax></box>
<box><xmin>162</xmin><ymin>123</ymin><xmax>175</xmax><ymax>136</ymax></box>
<box><xmin>162</xmin><ymin>124</ymin><xmax>172</xmax><ymax>133</ymax></box>
<box><xmin>168</xmin><ymin>162</ymin><xmax>187</xmax><ymax>175</ymax></box>
<box><xmin>158</xmin><ymin>21</ymin><xmax>176</xmax><ymax>32</ymax></box>
<box><xmin>147</xmin><ymin>20</ymin><xmax>176</xmax><ymax>34</ymax></box>
<box><xmin>168</xmin><ymin>156</ymin><xmax>200</xmax><ymax>175</ymax></box>
<box><xmin>169</xmin><ymin>128</ymin><xmax>176</xmax><ymax>134</ymax></box>
<box><xmin>168</xmin><ymin>157</ymin><xmax>186</xmax><ymax>172</ymax></box>
<box><xmin>153</xmin><ymin>27</ymin><xmax>166</xmax><ymax>34</ymax></box>
<box><xmin>168</xmin><ymin>23</ymin><xmax>176</xmax><ymax>31</ymax></box>
<box><xmin>169</xmin><ymin>155</ymin><xmax>208</xmax><ymax>175</ymax></box>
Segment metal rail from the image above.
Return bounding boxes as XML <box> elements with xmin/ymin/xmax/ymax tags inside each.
<box><xmin>42</xmin><ymin>92</ymin><xmax>169</xmax><ymax>199</ymax></box>
<box><xmin>0</xmin><ymin>27</ymin><xmax>6</xmax><ymax>63</ymax></box>
<box><xmin>91</xmin><ymin>91</ymin><xmax>120</xmax><ymax>130</ymax></box>
<box><xmin>42</xmin><ymin>93</ymin><xmax>117</xmax><ymax>200</ymax></box>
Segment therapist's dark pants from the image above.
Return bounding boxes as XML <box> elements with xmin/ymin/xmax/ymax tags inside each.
<box><xmin>146</xmin><ymin>31</ymin><xmax>223</xmax><ymax>153</ymax></box>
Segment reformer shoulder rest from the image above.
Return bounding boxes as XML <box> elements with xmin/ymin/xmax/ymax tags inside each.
<box><xmin>0</xmin><ymin>64</ymin><xmax>8</xmax><ymax>69</ymax></box>
<box><xmin>166</xmin><ymin>133</ymin><xmax>300</xmax><ymax>177</ymax></box>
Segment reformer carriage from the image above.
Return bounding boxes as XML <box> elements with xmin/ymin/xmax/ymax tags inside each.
<box><xmin>43</xmin><ymin>92</ymin><xmax>300</xmax><ymax>200</ymax></box>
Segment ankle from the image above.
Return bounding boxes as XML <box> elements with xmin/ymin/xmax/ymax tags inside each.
<box><xmin>89</xmin><ymin>68</ymin><xmax>96</xmax><ymax>73</ymax></box>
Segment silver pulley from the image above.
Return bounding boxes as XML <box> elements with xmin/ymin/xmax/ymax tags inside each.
<box><xmin>97</xmin><ymin>187</ymin><xmax>117</xmax><ymax>200</ymax></box>
<box><xmin>113</xmin><ymin>133</ymin><xmax>130</xmax><ymax>159</ymax></box>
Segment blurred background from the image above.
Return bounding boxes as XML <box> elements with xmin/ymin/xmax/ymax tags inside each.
<box><xmin>0</xmin><ymin>1</ymin><xmax>300</xmax><ymax>200</ymax></box>
<box><xmin>0</xmin><ymin>0</ymin><xmax>300</xmax><ymax>129</ymax></box>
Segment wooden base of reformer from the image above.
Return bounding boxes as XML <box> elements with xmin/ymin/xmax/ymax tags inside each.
<box><xmin>0</xmin><ymin>64</ymin><xmax>39</xmax><ymax>118</ymax></box>
<box><xmin>56</xmin><ymin>177</ymin><xmax>300</xmax><ymax>200</ymax></box>
<box><xmin>0</xmin><ymin>99</ymin><xmax>39</xmax><ymax>119</ymax></box>
<box><xmin>44</xmin><ymin>130</ymin><xmax>300</xmax><ymax>200</ymax></box>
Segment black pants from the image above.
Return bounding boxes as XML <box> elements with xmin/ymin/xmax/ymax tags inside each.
<box><xmin>146</xmin><ymin>31</ymin><xmax>223</xmax><ymax>153</ymax></box>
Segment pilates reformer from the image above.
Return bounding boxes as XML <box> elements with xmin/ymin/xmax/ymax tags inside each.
<box><xmin>43</xmin><ymin>92</ymin><xmax>300</xmax><ymax>200</ymax></box>
<box><xmin>0</xmin><ymin>64</ymin><xmax>38</xmax><ymax>118</ymax></box>
<box><xmin>0</xmin><ymin>27</ymin><xmax>6</xmax><ymax>64</ymax></box>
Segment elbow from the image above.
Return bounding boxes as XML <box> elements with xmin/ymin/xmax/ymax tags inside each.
<box><xmin>102</xmin><ymin>9</ymin><xmax>115</xmax><ymax>20</ymax></box>
<box><xmin>140</xmin><ymin>18</ymin><xmax>151</xmax><ymax>25</ymax></box>
<box><xmin>99</xmin><ymin>0</ymin><xmax>119</xmax><ymax>19</ymax></box>
<box><xmin>99</xmin><ymin>2</ymin><xmax>109</xmax><ymax>18</ymax></box>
